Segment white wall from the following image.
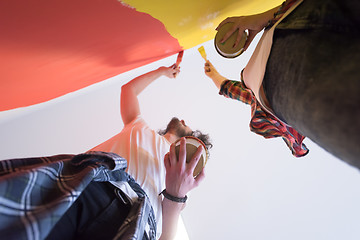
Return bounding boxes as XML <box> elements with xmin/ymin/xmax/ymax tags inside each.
<box><xmin>1</xmin><ymin>39</ymin><xmax>360</xmax><ymax>240</ymax></box>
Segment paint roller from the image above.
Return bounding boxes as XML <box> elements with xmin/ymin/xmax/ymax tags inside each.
<box><xmin>171</xmin><ymin>51</ymin><xmax>183</xmax><ymax>77</ymax></box>
<box><xmin>173</xmin><ymin>50</ymin><xmax>184</xmax><ymax>68</ymax></box>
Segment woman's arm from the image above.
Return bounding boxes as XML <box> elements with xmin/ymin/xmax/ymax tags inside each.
<box><xmin>204</xmin><ymin>60</ymin><xmax>252</xmax><ymax>105</ymax></box>
<box><xmin>204</xmin><ymin>60</ymin><xmax>227</xmax><ymax>90</ymax></box>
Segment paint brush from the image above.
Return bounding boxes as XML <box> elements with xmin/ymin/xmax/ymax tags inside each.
<box><xmin>198</xmin><ymin>46</ymin><xmax>207</xmax><ymax>61</ymax></box>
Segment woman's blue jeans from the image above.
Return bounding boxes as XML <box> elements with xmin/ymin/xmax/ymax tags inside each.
<box><xmin>263</xmin><ymin>0</ymin><xmax>360</xmax><ymax>168</ymax></box>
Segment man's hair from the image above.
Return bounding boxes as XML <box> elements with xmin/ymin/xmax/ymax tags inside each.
<box><xmin>190</xmin><ymin>130</ymin><xmax>213</xmax><ymax>152</ymax></box>
<box><xmin>158</xmin><ymin>128</ymin><xmax>213</xmax><ymax>153</ymax></box>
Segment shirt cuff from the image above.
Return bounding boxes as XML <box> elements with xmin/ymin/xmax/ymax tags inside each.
<box><xmin>219</xmin><ymin>79</ymin><xmax>232</xmax><ymax>96</ymax></box>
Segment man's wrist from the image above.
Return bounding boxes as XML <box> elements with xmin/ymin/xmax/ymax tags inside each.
<box><xmin>156</xmin><ymin>66</ymin><xmax>166</xmax><ymax>74</ymax></box>
<box><xmin>159</xmin><ymin>189</ymin><xmax>188</xmax><ymax>203</ymax></box>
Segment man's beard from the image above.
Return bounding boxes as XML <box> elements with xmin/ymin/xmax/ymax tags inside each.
<box><xmin>166</xmin><ymin>117</ymin><xmax>192</xmax><ymax>138</ymax></box>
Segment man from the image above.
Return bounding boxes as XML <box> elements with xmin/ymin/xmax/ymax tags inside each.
<box><xmin>80</xmin><ymin>64</ymin><xmax>211</xmax><ymax>239</ymax></box>
<box><xmin>0</xmin><ymin>63</ymin><xmax>212</xmax><ymax>239</ymax></box>
<box><xmin>0</xmin><ymin>137</ymin><xmax>208</xmax><ymax>239</ymax></box>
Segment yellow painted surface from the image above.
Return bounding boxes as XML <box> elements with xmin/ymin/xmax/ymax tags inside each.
<box><xmin>122</xmin><ymin>0</ymin><xmax>284</xmax><ymax>49</ymax></box>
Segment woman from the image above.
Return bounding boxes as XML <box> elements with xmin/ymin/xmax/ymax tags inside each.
<box><xmin>206</xmin><ymin>0</ymin><xmax>360</xmax><ymax>168</ymax></box>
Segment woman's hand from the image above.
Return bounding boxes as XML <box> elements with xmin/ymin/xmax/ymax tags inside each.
<box><xmin>204</xmin><ymin>61</ymin><xmax>220</xmax><ymax>79</ymax></box>
<box><xmin>204</xmin><ymin>60</ymin><xmax>227</xmax><ymax>89</ymax></box>
<box><xmin>216</xmin><ymin>5</ymin><xmax>281</xmax><ymax>50</ymax></box>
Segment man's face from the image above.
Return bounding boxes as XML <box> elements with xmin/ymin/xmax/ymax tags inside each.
<box><xmin>167</xmin><ymin>117</ymin><xmax>193</xmax><ymax>138</ymax></box>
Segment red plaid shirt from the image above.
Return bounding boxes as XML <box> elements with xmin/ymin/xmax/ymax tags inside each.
<box><xmin>219</xmin><ymin>78</ymin><xmax>309</xmax><ymax>157</ymax></box>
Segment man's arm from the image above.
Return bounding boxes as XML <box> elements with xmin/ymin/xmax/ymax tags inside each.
<box><xmin>160</xmin><ymin>138</ymin><xmax>205</xmax><ymax>240</ymax></box>
<box><xmin>120</xmin><ymin>66</ymin><xmax>180</xmax><ymax>125</ymax></box>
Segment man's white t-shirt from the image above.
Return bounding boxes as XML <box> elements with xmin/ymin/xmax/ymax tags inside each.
<box><xmin>91</xmin><ymin>116</ymin><xmax>170</xmax><ymax>238</ymax></box>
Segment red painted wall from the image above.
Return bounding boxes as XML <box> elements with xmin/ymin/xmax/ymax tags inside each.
<box><xmin>0</xmin><ymin>0</ymin><xmax>182</xmax><ymax>111</ymax></box>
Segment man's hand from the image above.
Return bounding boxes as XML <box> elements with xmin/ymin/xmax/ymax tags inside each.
<box><xmin>160</xmin><ymin>138</ymin><xmax>205</xmax><ymax>239</ymax></box>
<box><xmin>164</xmin><ymin>137</ymin><xmax>205</xmax><ymax>198</ymax></box>
<box><xmin>158</xmin><ymin>65</ymin><xmax>180</xmax><ymax>79</ymax></box>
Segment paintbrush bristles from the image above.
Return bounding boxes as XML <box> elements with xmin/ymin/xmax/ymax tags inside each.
<box><xmin>198</xmin><ymin>46</ymin><xmax>207</xmax><ymax>61</ymax></box>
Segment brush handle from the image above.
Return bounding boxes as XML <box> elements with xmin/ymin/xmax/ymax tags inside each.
<box><xmin>198</xmin><ymin>46</ymin><xmax>207</xmax><ymax>61</ymax></box>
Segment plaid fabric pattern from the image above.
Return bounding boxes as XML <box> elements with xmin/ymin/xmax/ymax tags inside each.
<box><xmin>220</xmin><ymin>79</ymin><xmax>309</xmax><ymax>157</ymax></box>
<box><xmin>0</xmin><ymin>151</ymin><xmax>156</xmax><ymax>240</ymax></box>
<box><xmin>266</xmin><ymin>0</ymin><xmax>300</xmax><ymax>29</ymax></box>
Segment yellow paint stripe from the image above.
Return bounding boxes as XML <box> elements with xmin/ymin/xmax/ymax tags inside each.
<box><xmin>122</xmin><ymin>0</ymin><xmax>283</xmax><ymax>49</ymax></box>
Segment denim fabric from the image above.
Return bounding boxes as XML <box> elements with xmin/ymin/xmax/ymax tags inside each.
<box><xmin>46</xmin><ymin>182</ymin><xmax>131</xmax><ymax>240</ymax></box>
<box><xmin>276</xmin><ymin>0</ymin><xmax>360</xmax><ymax>32</ymax></box>
<box><xmin>263</xmin><ymin>0</ymin><xmax>360</xmax><ymax>168</ymax></box>
<box><xmin>119</xmin><ymin>177</ymin><xmax>157</xmax><ymax>240</ymax></box>
<box><xmin>47</xmin><ymin>180</ymin><xmax>157</xmax><ymax>240</ymax></box>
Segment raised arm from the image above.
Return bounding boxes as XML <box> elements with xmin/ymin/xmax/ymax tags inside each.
<box><xmin>204</xmin><ymin>60</ymin><xmax>227</xmax><ymax>90</ymax></box>
<box><xmin>120</xmin><ymin>66</ymin><xmax>180</xmax><ymax>125</ymax></box>
<box><xmin>159</xmin><ymin>138</ymin><xmax>205</xmax><ymax>240</ymax></box>
<box><xmin>204</xmin><ymin>60</ymin><xmax>253</xmax><ymax>105</ymax></box>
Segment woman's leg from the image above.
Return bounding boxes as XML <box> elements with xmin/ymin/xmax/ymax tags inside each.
<box><xmin>263</xmin><ymin>0</ymin><xmax>360</xmax><ymax>167</ymax></box>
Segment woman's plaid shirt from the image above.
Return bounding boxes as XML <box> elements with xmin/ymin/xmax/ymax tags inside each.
<box><xmin>219</xmin><ymin>79</ymin><xmax>309</xmax><ymax>157</ymax></box>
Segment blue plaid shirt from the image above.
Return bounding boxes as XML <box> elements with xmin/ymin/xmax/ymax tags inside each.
<box><xmin>0</xmin><ymin>151</ymin><xmax>156</xmax><ymax>240</ymax></box>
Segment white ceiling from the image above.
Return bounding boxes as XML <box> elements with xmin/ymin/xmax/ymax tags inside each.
<box><xmin>1</xmin><ymin>38</ymin><xmax>360</xmax><ymax>240</ymax></box>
